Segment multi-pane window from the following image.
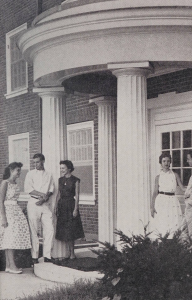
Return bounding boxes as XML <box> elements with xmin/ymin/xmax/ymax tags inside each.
<box><xmin>6</xmin><ymin>24</ymin><xmax>28</xmax><ymax>98</ymax></box>
<box><xmin>162</xmin><ymin>130</ymin><xmax>192</xmax><ymax>185</ymax></box>
<box><xmin>67</xmin><ymin>121</ymin><xmax>95</xmax><ymax>203</ymax></box>
<box><xmin>10</xmin><ymin>33</ymin><xmax>26</xmax><ymax>91</ymax></box>
<box><xmin>9</xmin><ymin>133</ymin><xmax>29</xmax><ymax>193</ymax></box>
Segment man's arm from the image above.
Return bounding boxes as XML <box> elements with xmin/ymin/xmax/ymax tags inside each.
<box><xmin>36</xmin><ymin>174</ymin><xmax>54</xmax><ymax>205</ymax></box>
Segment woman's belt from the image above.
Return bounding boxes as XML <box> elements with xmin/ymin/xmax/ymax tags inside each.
<box><xmin>158</xmin><ymin>191</ymin><xmax>175</xmax><ymax>196</ymax></box>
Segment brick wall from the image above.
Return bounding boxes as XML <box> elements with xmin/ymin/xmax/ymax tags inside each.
<box><xmin>0</xmin><ymin>0</ymin><xmax>40</xmax><ymax>180</ymax></box>
<box><xmin>147</xmin><ymin>69</ymin><xmax>192</xmax><ymax>99</ymax></box>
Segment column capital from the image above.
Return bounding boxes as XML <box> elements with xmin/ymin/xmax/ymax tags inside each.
<box><xmin>89</xmin><ymin>96</ymin><xmax>116</xmax><ymax>106</ymax></box>
<box><xmin>108</xmin><ymin>61</ymin><xmax>153</xmax><ymax>78</ymax></box>
<box><xmin>33</xmin><ymin>87</ymin><xmax>66</xmax><ymax>97</ymax></box>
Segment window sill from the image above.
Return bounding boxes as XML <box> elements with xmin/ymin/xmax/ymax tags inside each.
<box><xmin>79</xmin><ymin>194</ymin><xmax>96</xmax><ymax>205</ymax></box>
<box><xmin>5</xmin><ymin>87</ymin><xmax>28</xmax><ymax>99</ymax></box>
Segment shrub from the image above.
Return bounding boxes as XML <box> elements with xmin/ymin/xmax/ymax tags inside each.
<box><xmin>92</xmin><ymin>230</ymin><xmax>192</xmax><ymax>300</ymax></box>
<box><xmin>18</xmin><ymin>279</ymin><xmax>107</xmax><ymax>300</ymax></box>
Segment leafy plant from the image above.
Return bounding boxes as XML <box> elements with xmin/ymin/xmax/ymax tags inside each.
<box><xmin>92</xmin><ymin>230</ymin><xmax>192</xmax><ymax>300</ymax></box>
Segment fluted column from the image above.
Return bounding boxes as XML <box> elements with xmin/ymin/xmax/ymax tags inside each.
<box><xmin>34</xmin><ymin>87</ymin><xmax>68</xmax><ymax>258</ymax></box>
<box><xmin>90</xmin><ymin>96</ymin><xmax>117</xmax><ymax>244</ymax></box>
<box><xmin>34</xmin><ymin>88</ymin><xmax>67</xmax><ymax>189</ymax></box>
<box><xmin>112</xmin><ymin>63</ymin><xmax>151</xmax><ymax>237</ymax></box>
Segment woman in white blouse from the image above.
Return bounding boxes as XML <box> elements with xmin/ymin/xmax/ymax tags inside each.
<box><xmin>151</xmin><ymin>152</ymin><xmax>185</xmax><ymax>239</ymax></box>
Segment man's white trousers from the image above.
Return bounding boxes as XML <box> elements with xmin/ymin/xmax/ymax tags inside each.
<box><xmin>27</xmin><ymin>201</ymin><xmax>54</xmax><ymax>259</ymax></box>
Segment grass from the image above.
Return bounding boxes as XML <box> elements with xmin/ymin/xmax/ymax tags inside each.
<box><xmin>18</xmin><ymin>279</ymin><xmax>107</xmax><ymax>300</ymax></box>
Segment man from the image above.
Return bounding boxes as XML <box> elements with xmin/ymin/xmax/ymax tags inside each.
<box><xmin>180</xmin><ymin>151</ymin><xmax>192</xmax><ymax>242</ymax></box>
<box><xmin>24</xmin><ymin>153</ymin><xmax>54</xmax><ymax>264</ymax></box>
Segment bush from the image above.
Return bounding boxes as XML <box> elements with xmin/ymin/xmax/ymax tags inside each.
<box><xmin>92</xmin><ymin>230</ymin><xmax>192</xmax><ymax>300</ymax></box>
<box><xmin>18</xmin><ymin>279</ymin><xmax>107</xmax><ymax>300</ymax></box>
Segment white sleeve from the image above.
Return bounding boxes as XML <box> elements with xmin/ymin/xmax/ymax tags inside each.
<box><xmin>24</xmin><ymin>171</ymin><xmax>34</xmax><ymax>194</ymax></box>
<box><xmin>48</xmin><ymin>175</ymin><xmax>55</xmax><ymax>194</ymax></box>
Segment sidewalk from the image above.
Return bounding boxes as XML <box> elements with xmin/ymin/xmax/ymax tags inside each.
<box><xmin>0</xmin><ymin>268</ymin><xmax>64</xmax><ymax>300</ymax></box>
<box><xmin>0</xmin><ymin>248</ymin><xmax>102</xmax><ymax>300</ymax></box>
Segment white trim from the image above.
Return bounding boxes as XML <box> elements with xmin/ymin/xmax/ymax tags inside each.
<box><xmin>6</xmin><ymin>23</ymin><xmax>28</xmax><ymax>98</ymax></box>
<box><xmin>8</xmin><ymin>132</ymin><xmax>30</xmax><ymax>168</ymax></box>
<box><xmin>8</xmin><ymin>132</ymin><xmax>30</xmax><ymax>198</ymax></box>
<box><xmin>5</xmin><ymin>87</ymin><xmax>28</xmax><ymax>99</ymax></box>
<box><xmin>147</xmin><ymin>91</ymin><xmax>192</xmax><ymax>110</ymax></box>
<box><xmin>67</xmin><ymin>121</ymin><xmax>95</xmax><ymax>205</ymax></box>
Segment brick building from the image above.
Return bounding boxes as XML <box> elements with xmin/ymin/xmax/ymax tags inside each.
<box><xmin>1</xmin><ymin>1</ymin><xmax>192</xmax><ymax>247</ymax></box>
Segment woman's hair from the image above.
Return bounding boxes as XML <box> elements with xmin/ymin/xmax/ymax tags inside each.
<box><xmin>159</xmin><ymin>152</ymin><xmax>172</xmax><ymax>164</ymax></box>
<box><xmin>60</xmin><ymin>160</ymin><xmax>74</xmax><ymax>172</ymax></box>
<box><xmin>3</xmin><ymin>162</ymin><xmax>23</xmax><ymax>180</ymax></box>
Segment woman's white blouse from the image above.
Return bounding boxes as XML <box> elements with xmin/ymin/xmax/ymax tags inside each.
<box><xmin>158</xmin><ymin>170</ymin><xmax>176</xmax><ymax>193</ymax></box>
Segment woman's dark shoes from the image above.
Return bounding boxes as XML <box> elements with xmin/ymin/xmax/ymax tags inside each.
<box><xmin>61</xmin><ymin>257</ymin><xmax>70</xmax><ymax>266</ymax></box>
<box><xmin>44</xmin><ymin>257</ymin><xmax>52</xmax><ymax>263</ymax></box>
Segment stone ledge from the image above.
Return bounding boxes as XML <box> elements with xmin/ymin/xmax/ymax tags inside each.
<box><xmin>34</xmin><ymin>261</ymin><xmax>103</xmax><ymax>284</ymax></box>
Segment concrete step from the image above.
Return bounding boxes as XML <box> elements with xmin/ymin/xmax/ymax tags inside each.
<box><xmin>34</xmin><ymin>249</ymin><xmax>103</xmax><ymax>284</ymax></box>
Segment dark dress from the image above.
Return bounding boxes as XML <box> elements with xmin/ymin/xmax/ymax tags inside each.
<box><xmin>55</xmin><ymin>175</ymin><xmax>84</xmax><ymax>242</ymax></box>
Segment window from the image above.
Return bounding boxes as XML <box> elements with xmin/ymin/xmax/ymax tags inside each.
<box><xmin>5</xmin><ymin>23</ymin><xmax>28</xmax><ymax>99</ymax></box>
<box><xmin>67</xmin><ymin>121</ymin><xmax>95</xmax><ymax>205</ymax></box>
<box><xmin>161</xmin><ymin>130</ymin><xmax>192</xmax><ymax>185</ymax></box>
<box><xmin>8</xmin><ymin>133</ymin><xmax>30</xmax><ymax>199</ymax></box>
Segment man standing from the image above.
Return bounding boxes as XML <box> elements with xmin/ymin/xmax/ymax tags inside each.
<box><xmin>24</xmin><ymin>153</ymin><xmax>54</xmax><ymax>264</ymax></box>
<box><xmin>180</xmin><ymin>151</ymin><xmax>192</xmax><ymax>241</ymax></box>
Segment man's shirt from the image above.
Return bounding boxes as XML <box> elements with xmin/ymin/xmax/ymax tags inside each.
<box><xmin>24</xmin><ymin>169</ymin><xmax>54</xmax><ymax>197</ymax></box>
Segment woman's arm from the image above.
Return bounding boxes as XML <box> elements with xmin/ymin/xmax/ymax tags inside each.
<box><xmin>174</xmin><ymin>173</ymin><xmax>186</xmax><ymax>192</ymax></box>
<box><xmin>54</xmin><ymin>189</ymin><xmax>61</xmax><ymax>215</ymax></box>
<box><xmin>151</xmin><ymin>175</ymin><xmax>159</xmax><ymax>218</ymax></box>
<box><xmin>0</xmin><ymin>181</ymin><xmax>8</xmax><ymax>228</ymax></box>
<box><xmin>73</xmin><ymin>180</ymin><xmax>80</xmax><ymax>218</ymax></box>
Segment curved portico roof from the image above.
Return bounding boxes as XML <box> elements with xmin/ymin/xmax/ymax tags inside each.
<box><xmin>18</xmin><ymin>0</ymin><xmax>192</xmax><ymax>93</ymax></box>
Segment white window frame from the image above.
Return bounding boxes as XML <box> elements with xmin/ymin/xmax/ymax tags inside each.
<box><xmin>67</xmin><ymin>121</ymin><xmax>95</xmax><ymax>205</ymax></box>
<box><xmin>8</xmin><ymin>132</ymin><xmax>30</xmax><ymax>201</ymax></box>
<box><xmin>5</xmin><ymin>23</ymin><xmax>28</xmax><ymax>99</ymax></box>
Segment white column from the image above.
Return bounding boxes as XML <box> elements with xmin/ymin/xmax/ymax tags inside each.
<box><xmin>112</xmin><ymin>63</ymin><xmax>151</xmax><ymax>237</ymax></box>
<box><xmin>90</xmin><ymin>96</ymin><xmax>117</xmax><ymax>244</ymax></box>
<box><xmin>34</xmin><ymin>88</ymin><xmax>67</xmax><ymax>192</ymax></box>
<box><xmin>34</xmin><ymin>87</ymin><xmax>68</xmax><ymax>258</ymax></box>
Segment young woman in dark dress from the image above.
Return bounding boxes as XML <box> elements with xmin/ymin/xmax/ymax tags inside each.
<box><xmin>55</xmin><ymin>160</ymin><xmax>84</xmax><ymax>259</ymax></box>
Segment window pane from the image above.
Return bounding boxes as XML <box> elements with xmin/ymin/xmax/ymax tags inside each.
<box><xmin>87</xmin><ymin>129</ymin><xmax>92</xmax><ymax>144</ymax></box>
<box><xmin>183</xmin><ymin>169</ymin><xmax>192</xmax><ymax>186</ymax></box>
<box><xmin>82</xmin><ymin>131</ymin><xmax>87</xmax><ymax>145</ymax></box>
<box><xmin>173</xmin><ymin>169</ymin><xmax>181</xmax><ymax>178</ymax></box>
<box><xmin>162</xmin><ymin>132</ymin><xmax>170</xmax><ymax>149</ymax></box>
<box><xmin>172</xmin><ymin>150</ymin><xmax>180</xmax><ymax>167</ymax></box>
<box><xmin>73</xmin><ymin>165</ymin><xmax>93</xmax><ymax>194</ymax></box>
<box><xmin>183</xmin><ymin>150</ymin><xmax>190</xmax><ymax>167</ymax></box>
<box><xmin>183</xmin><ymin>130</ymin><xmax>192</xmax><ymax>148</ymax></box>
<box><xmin>10</xmin><ymin>33</ymin><xmax>26</xmax><ymax>91</ymax></box>
<box><xmin>172</xmin><ymin>131</ymin><xmax>180</xmax><ymax>149</ymax></box>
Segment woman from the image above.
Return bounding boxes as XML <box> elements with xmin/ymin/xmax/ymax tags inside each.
<box><xmin>55</xmin><ymin>160</ymin><xmax>84</xmax><ymax>261</ymax></box>
<box><xmin>0</xmin><ymin>162</ymin><xmax>31</xmax><ymax>274</ymax></box>
<box><xmin>150</xmin><ymin>152</ymin><xmax>185</xmax><ymax>238</ymax></box>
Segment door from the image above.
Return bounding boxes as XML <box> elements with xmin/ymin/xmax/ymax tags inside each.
<box><xmin>155</xmin><ymin>122</ymin><xmax>192</xmax><ymax>213</ymax></box>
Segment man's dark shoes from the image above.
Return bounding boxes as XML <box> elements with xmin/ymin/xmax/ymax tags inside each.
<box><xmin>44</xmin><ymin>257</ymin><xmax>52</xmax><ymax>263</ymax></box>
<box><xmin>31</xmin><ymin>258</ymin><xmax>39</xmax><ymax>266</ymax></box>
